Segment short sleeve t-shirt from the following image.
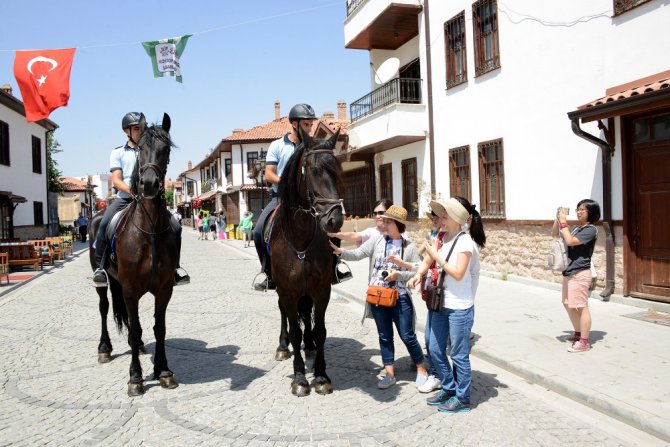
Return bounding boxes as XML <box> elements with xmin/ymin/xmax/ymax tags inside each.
<box><xmin>370</xmin><ymin>238</ymin><xmax>409</xmax><ymax>296</ymax></box>
<box><xmin>563</xmin><ymin>224</ymin><xmax>597</xmax><ymax>277</ymax></box>
<box><xmin>437</xmin><ymin>232</ymin><xmax>475</xmax><ymax>310</ymax></box>
<box><xmin>109</xmin><ymin>143</ymin><xmax>137</xmax><ymax>199</ymax></box>
<box><xmin>265</xmin><ymin>134</ymin><xmax>296</xmax><ymax>193</ymax></box>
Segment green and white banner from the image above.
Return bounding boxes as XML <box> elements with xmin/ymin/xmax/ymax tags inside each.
<box><xmin>141</xmin><ymin>34</ymin><xmax>192</xmax><ymax>83</ymax></box>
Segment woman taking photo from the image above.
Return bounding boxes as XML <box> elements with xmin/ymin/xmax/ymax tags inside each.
<box><xmin>408</xmin><ymin>197</ymin><xmax>485</xmax><ymax>413</ymax></box>
<box><xmin>553</xmin><ymin>199</ymin><xmax>600</xmax><ymax>353</ymax></box>
<box><xmin>331</xmin><ymin>205</ymin><xmax>428</xmax><ymax>389</ymax></box>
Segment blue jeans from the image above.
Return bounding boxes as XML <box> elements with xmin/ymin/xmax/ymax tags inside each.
<box><xmin>428</xmin><ymin>306</ymin><xmax>474</xmax><ymax>403</ymax></box>
<box><xmin>424</xmin><ymin>314</ymin><xmax>439</xmax><ymax>377</ymax></box>
<box><xmin>252</xmin><ymin>195</ymin><xmax>279</xmax><ymax>276</ymax></box>
<box><xmin>370</xmin><ymin>294</ymin><xmax>425</xmax><ymax>367</ymax></box>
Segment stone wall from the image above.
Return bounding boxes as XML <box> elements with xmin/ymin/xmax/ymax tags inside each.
<box><xmin>14</xmin><ymin>225</ymin><xmax>48</xmax><ymax>241</ymax></box>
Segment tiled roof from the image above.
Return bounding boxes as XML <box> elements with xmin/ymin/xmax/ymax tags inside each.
<box><xmin>60</xmin><ymin>177</ymin><xmax>88</xmax><ymax>191</ymax></box>
<box><xmin>579</xmin><ymin>69</ymin><xmax>670</xmax><ymax>110</ymax></box>
<box><xmin>223</xmin><ymin>116</ymin><xmax>349</xmax><ymax>143</ymax></box>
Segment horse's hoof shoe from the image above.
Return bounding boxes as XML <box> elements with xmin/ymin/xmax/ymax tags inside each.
<box><xmin>97</xmin><ymin>352</ymin><xmax>112</xmax><ymax>364</ymax></box>
<box><xmin>159</xmin><ymin>375</ymin><xmax>179</xmax><ymax>389</ymax></box>
<box><xmin>127</xmin><ymin>382</ymin><xmax>145</xmax><ymax>397</ymax></box>
<box><xmin>314</xmin><ymin>382</ymin><xmax>333</xmax><ymax>395</ymax></box>
<box><xmin>291</xmin><ymin>383</ymin><xmax>311</xmax><ymax>397</ymax></box>
<box><xmin>275</xmin><ymin>349</ymin><xmax>290</xmax><ymax>361</ymax></box>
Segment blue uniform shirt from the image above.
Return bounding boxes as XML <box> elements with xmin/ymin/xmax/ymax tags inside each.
<box><xmin>109</xmin><ymin>143</ymin><xmax>137</xmax><ymax>199</ymax></box>
<box><xmin>265</xmin><ymin>134</ymin><xmax>296</xmax><ymax>193</ymax></box>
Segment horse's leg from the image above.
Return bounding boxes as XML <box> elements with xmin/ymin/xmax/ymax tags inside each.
<box><xmin>125</xmin><ymin>297</ymin><xmax>145</xmax><ymax>397</ymax></box>
<box><xmin>312</xmin><ymin>294</ymin><xmax>332</xmax><ymax>395</ymax></box>
<box><xmin>300</xmin><ymin>298</ymin><xmax>316</xmax><ymax>372</ymax></box>
<box><xmin>275</xmin><ymin>301</ymin><xmax>290</xmax><ymax>361</ymax></box>
<box><xmin>153</xmin><ymin>288</ymin><xmax>178</xmax><ymax>390</ymax></box>
<box><xmin>97</xmin><ymin>287</ymin><xmax>113</xmax><ymax>363</ymax></box>
<box><xmin>285</xmin><ymin>302</ymin><xmax>309</xmax><ymax>396</ymax></box>
<box><xmin>108</xmin><ymin>279</ymin><xmax>145</xmax><ymax>355</ymax></box>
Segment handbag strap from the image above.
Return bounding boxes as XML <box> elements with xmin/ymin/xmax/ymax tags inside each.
<box><xmin>436</xmin><ymin>232</ymin><xmax>465</xmax><ymax>288</ymax></box>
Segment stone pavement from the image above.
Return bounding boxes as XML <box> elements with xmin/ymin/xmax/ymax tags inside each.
<box><xmin>0</xmin><ymin>230</ymin><xmax>666</xmax><ymax>446</ymax></box>
<box><xmin>330</xmin><ymin>240</ymin><xmax>670</xmax><ymax>443</ymax></box>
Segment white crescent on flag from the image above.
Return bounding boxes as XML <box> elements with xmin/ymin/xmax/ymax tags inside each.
<box><xmin>27</xmin><ymin>56</ymin><xmax>58</xmax><ymax>86</ymax></box>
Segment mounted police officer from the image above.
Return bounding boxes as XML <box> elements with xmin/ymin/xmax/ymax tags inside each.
<box><xmin>252</xmin><ymin>103</ymin><xmax>351</xmax><ymax>291</ymax></box>
<box><xmin>91</xmin><ymin>112</ymin><xmax>190</xmax><ymax>287</ymax></box>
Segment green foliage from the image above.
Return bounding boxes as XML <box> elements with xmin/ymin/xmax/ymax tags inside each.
<box><xmin>165</xmin><ymin>189</ymin><xmax>174</xmax><ymax>207</ymax></box>
<box><xmin>47</xmin><ymin>132</ymin><xmax>64</xmax><ymax>195</ymax></box>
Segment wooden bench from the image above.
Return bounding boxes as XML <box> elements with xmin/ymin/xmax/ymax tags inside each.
<box><xmin>0</xmin><ymin>252</ymin><xmax>9</xmax><ymax>285</ymax></box>
<box><xmin>61</xmin><ymin>236</ymin><xmax>73</xmax><ymax>257</ymax></box>
<box><xmin>5</xmin><ymin>244</ymin><xmax>40</xmax><ymax>271</ymax></box>
<box><xmin>29</xmin><ymin>240</ymin><xmax>55</xmax><ymax>267</ymax></box>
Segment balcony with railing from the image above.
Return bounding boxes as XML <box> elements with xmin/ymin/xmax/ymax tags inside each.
<box><xmin>350</xmin><ymin>77</ymin><xmax>421</xmax><ymax>122</ymax></box>
<box><xmin>344</xmin><ymin>0</ymin><xmax>422</xmax><ymax>50</ymax></box>
<box><xmin>346</xmin><ymin>77</ymin><xmax>426</xmax><ymax>159</ymax></box>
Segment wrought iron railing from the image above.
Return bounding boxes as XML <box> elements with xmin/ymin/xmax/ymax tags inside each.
<box><xmin>350</xmin><ymin>78</ymin><xmax>422</xmax><ymax>122</ymax></box>
<box><xmin>346</xmin><ymin>0</ymin><xmax>368</xmax><ymax>16</ymax></box>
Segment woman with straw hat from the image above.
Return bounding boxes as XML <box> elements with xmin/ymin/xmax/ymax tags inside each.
<box><xmin>331</xmin><ymin>204</ymin><xmax>428</xmax><ymax>390</ymax></box>
<box><xmin>408</xmin><ymin>197</ymin><xmax>486</xmax><ymax>413</ymax></box>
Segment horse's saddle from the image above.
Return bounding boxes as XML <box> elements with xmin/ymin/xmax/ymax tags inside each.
<box><xmin>263</xmin><ymin>205</ymin><xmax>281</xmax><ymax>255</ymax></box>
<box><xmin>106</xmin><ymin>207</ymin><xmax>134</xmax><ymax>262</ymax></box>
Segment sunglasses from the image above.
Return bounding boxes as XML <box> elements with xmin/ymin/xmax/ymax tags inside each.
<box><xmin>373</xmin><ymin>211</ymin><xmax>385</xmax><ymax>216</ymax></box>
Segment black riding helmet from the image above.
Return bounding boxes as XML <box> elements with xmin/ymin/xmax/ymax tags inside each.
<box><xmin>122</xmin><ymin>112</ymin><xmax>142</xmax><ymax>130</ymax></box>
<box><xmin>288</xmin><ymin>103</ymin><xmax>315</xmax><ymax>121</ymax></box>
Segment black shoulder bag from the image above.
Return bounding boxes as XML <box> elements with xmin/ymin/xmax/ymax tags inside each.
<box><xmin>425</xmin><ymin>232</ymin><xmax>464</xmax><ymax>312</ymax></box>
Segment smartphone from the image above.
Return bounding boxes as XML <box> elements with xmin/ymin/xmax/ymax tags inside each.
<box><xmin>557</xmin><ymin>207</ymin><xmax>570</xmax><ymax>215</ymax></box>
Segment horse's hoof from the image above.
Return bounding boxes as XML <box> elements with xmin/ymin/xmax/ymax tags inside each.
<box><xmin>159</xmin><ymin>375</ymin><xmax>179</xmax><ymax>389</ymax></box>
<box><xmin>127</xmin><ymin>382</ymin><xmax>145</xmax><ymax>397</ymax></box>
<box><xmin>314</xmin><ymin>380</ymin><xmax>333</xmax><ymax>395</ymax></box>
<box><xmin>275</xmin><ymin>349</ymin><xmax>290</xmax><ymax>361</ymax></box>
<box><xmin>291</xmin><ymin>382</ymin><xmax>311</xmax><ymax>397</ymax></box>
<box><xmin>97</xmin><ymin>352</ymin><xmax>112</xmax><ymax>363</ymax></box>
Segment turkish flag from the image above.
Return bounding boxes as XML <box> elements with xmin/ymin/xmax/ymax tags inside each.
<box><xmin>13</xmin><ymin>48</ymin><xmax>76</xmax><ymax>122</ymax></box>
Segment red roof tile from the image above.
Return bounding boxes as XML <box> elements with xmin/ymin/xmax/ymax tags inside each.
<box><xmin>579</xmin><ymin>69</ymin><xmax>670</xmax><ymax>110</ymax></box>
<box><xmin>223</xmin><ymin>116</ymin><xmax>349</xmax><ymax>143</ymax></box>
<box><xmin>59</xmin><ymin>177</ymin><xmax>88</xmax><ymax>191</ymax></box>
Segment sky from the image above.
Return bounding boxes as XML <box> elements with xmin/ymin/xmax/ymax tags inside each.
<box><xmin>0</xmin><ymin>0</ymin><xmax>371</xmax><ymax>180</ymax></box>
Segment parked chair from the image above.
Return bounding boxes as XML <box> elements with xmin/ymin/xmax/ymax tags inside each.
<box><xmin>7</xmin><ymin>244</ymin><xmax>40</xmax><ymax>271</ymax></box>
<box><xmin>28</xmin><ymin>240</ymin><xmax>55</xmax><ymax>267</ymax></box>
<box><xmin>61</xmin><ymin>236</ymin><xmax>73</xmax><ymax>257</ymax></box>
<box><xmin>45</xmin><ymin>237</ymin><xmax>64</xmax><ymax>260</ymax></box>
<box><xmin>0</xmin><ymin>252</ymin><xmax>9</xmax><ymax>285</ymax></box>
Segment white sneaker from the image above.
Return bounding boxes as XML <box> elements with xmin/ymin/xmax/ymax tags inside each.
<box><xmin>417</xmin><ymin>375</ymin><xmax>441</xmax><ymax>393</ymax></box>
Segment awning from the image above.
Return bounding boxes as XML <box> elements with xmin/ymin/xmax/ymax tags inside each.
<box><xmin>0</xmin><ymin>191</ymin><xmax>27</xmax><ymax>204</ymax></box>
<box><xmin>568</xmin><ymin>70</ymin><xmax>670</xmax><ymax>123</ymax></box>
<box><xmin>195</xmin><ymin>190</ymin><xmax>217</xmax><ymax>202</ymax></box>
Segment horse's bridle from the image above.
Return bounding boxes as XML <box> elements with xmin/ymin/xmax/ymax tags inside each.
<box><xmin>300</xmin><ymin>149</ymin><xmax>346</xmax><ymax>221</ymax></box>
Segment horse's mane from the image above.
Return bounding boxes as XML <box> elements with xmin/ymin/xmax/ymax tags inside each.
<box><xmin>277</xmin><ymin>136</ymin><xmax>342</xmax><ymax>230</ymax></box>
<box><xmin>130</xmin><ymin>124</ymin><xmax>175</xmax><ymax>196</ymax></box>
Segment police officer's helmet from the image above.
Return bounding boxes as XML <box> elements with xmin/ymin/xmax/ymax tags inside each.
<box><xmin>122</xmin><ymin>112</ymin><xmax>142</xmax><ymax>130</ymax></box>
<box><xmin>288</xmin><ymin>104</ymin><xmax>316</xmax><ymax>121</ymax></box>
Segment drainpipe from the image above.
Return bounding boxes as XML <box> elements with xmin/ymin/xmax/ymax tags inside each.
<box><xmin>423</xmin><ymin>0</ymin><xmax>436</xmax><ymax>198</ymax></box>
<box><xmin>570</xmin><ymin>118</ymin><xmax>615</xmax><ymax>299</ymax></box>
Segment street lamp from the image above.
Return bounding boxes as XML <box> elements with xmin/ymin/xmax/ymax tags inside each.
<box><xmin>254</xmin><ymin>154</ymin><xmax>267</xmax><ymax>211</ymax></box>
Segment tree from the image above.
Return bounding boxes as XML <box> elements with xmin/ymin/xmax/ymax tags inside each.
<box><xmin>165</xmin><ymin>189</ymin><xmax>174</xmax><ymax>208</ymax></box>
<box><xmin>47</xmin><ymin>132</ymin><xmax>64</xmax><ymax>194</ymax></box>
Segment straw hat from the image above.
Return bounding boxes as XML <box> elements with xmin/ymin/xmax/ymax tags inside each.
<box><xmin>429</xmin><ymin>198</ymin><xmax>469</xmax><ymax>225</ymax></box>
<box><xmin>381</xmin><ymin>205</ymin><xmax>408</xmax><ymax>224</ymax></box>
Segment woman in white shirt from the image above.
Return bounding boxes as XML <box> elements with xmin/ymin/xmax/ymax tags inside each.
<box><xmin>408</xmin><ymin>197</ymin><xmax>486</xmax><ymax>414</ymax></box>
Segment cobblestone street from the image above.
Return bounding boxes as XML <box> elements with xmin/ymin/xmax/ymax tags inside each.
<box><xmin>0</xmin><ymin>231</ymin><xmax>660</xmax><ymax>446</ymax></box>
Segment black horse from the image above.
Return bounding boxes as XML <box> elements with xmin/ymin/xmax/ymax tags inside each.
<box><xmin>88</xmin><ymin>113</ymin><xmax>179</xmax><ymax>396</ymax></box>
<box><xmin>270</xmin><ymin>128</ymin><xmax>344</xmax><ymax>396</ymax></box>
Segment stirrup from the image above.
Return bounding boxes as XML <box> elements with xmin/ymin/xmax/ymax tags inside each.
<box><xmin>335</xmin><ymin>259</ymin><xmax>353</xmax><ymax>283</ymax></box>
<box><xmin>93</xmin><ymin>268</ymin><xmax>109</xmax><ymax>288</ymax></box>
<box><xmin>252</xmin><ymin>271</ymin><xmax>270</xmax><ymax>291</ymax></box>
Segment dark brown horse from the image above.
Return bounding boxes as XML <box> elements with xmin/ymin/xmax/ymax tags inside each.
<box><xmin>271</xmin><ymin>128</ymin><xmax>344</xmax><ymax>396</ymax></box>
<box><xmin>89</xmin><ymin>113</ymin><xmax>179</xmax><ymax>396</ymax></box>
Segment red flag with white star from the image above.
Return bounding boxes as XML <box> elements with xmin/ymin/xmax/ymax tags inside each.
<box><xmin>13</xmin><ymin>48</ymin><xmax>76</xmax><ymax>122</ymax></box>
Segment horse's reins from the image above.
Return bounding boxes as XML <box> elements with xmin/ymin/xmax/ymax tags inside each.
<box><xmin>283</xmin><ymin>148</ymin><xmax>343</xmax><ymax>296</ymax></box>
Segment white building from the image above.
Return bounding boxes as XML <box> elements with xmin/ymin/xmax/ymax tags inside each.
<box><xmin>0</xmin><ymin>84</ymin><xmax>58</xmax><ymax>240</ymax></box>
<box><xmin>343</xmin><ymin>0</ymin><xmax>670</xmax><ymax>303</ymax></box>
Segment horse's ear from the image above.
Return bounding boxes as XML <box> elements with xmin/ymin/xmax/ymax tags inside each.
<box><xmin>324</xmin><ymin>128</ymin><xmax>340</xmax><ymax>150</ymax></box>
<box><xmin>162</xmin><ymin>113</ymin><xmax>171</xmax><ymax>133</ymax></box>
<box><xmin>298</xmin><ymin>124</ymin><xmax>312</xmax><ymax>148</ymax></box>
<box><xmin>139</xmin><ymin>113</ymin><xmax>147</xmax><ymax>132</ymax></box>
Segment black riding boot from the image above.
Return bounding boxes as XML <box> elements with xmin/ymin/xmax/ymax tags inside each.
<box><xmin>253</xmin><ymin>255</ymin><xmax>276</xmax><ymax>291</ymax></box>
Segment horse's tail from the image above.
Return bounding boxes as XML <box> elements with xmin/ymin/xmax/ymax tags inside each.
<box><xmin>109</xmin><ymin>279</ymin><xmax>130</xmax><ymax>333</ymax></box>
